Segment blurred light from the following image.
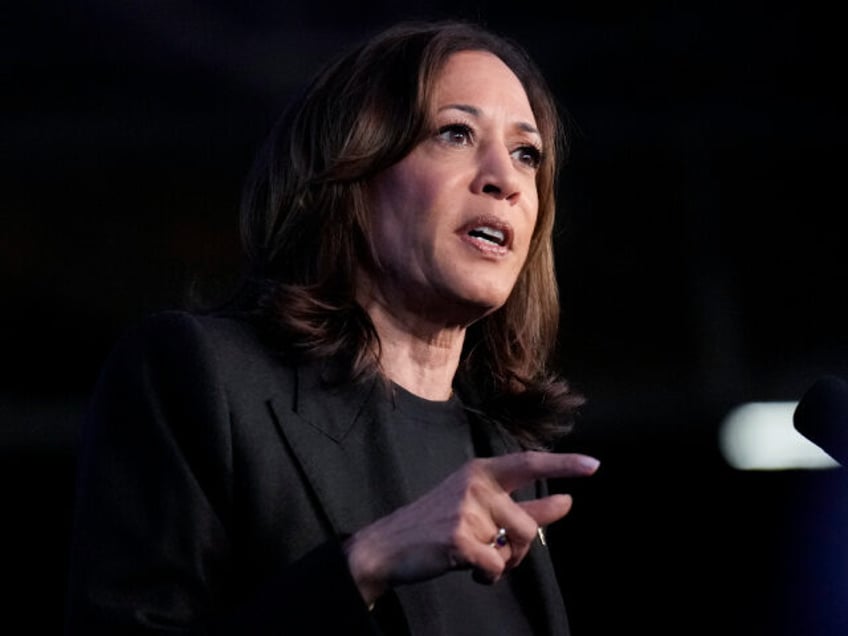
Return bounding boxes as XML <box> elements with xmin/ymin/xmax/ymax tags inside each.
<box><xmin>719</xmin><ymin>401</ymin><xmax>840</xmax><ymax>470</ymax></box>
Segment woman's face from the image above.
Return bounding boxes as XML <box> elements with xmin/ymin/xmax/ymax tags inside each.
<box><xmin>365</xmin><ymin>50</ymin><xmax>541</xmax><ymax>325</ymax></box>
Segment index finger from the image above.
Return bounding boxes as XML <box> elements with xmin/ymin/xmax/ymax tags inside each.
<box><xmin>485</xmin><ymin>451</ymin><xmax>600</xmax><ymax>492</ymax></box>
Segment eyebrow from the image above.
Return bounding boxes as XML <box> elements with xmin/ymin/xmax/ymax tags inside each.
<box><xmin>438</xmin><ymin>103</ymin><xmax>540</xmax><ymax>137</ymax></box>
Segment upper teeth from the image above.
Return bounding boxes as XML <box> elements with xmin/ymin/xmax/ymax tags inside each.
<box><xmin>470</xmin><ymin>226</ymin><xmax>505</xmax><ymax>245</ymax></box>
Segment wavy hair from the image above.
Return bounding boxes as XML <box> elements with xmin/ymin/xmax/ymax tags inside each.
<box><xmin>233</xmin><ymin>20</ymin><xmax>583</xmax><ymax>448</ymax></box>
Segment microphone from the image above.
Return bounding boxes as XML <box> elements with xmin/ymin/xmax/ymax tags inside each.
<box><xmin>793</xmin><ymin>375</ymin><xmax>848</xmax><ymax>467</ymax></box>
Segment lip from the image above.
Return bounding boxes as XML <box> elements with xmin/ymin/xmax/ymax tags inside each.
<box><xmin>457</xmin><ymin>215</ymin><xmax>514</xmax><ymax>256</ymax></box>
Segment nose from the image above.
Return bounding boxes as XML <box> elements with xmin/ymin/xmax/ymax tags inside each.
<box><xmin>470</xmin><ymin>142</ymin><xmax>522</xmax><ymax>202</ymax></box>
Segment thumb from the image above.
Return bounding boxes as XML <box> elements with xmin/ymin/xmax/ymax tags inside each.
<box><xmin>518</xmin><ymin>494</ymin><xmax>573</xmax><ymax>527</ymax></box>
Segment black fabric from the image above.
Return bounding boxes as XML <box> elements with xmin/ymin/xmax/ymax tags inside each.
<box><xmin>377</xmin><ymin>385</ymin><xmax>535</xmax><ymax>636</ymax></box>
<box><xmin>64</xmin><ymin>310</ymin><xmax>569</xmax><ymax>634</ymax></box>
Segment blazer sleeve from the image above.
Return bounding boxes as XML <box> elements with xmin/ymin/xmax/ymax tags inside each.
<box><xmin>64</xmin><ymin>312</ymin><xmax>381</xmax><ymax>635</ymax></box>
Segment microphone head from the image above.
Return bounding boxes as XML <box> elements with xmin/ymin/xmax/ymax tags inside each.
<box><xmin>793</xmin><ymin>375</ymin><xmax>848</xmax><ymax>467</ymax></box>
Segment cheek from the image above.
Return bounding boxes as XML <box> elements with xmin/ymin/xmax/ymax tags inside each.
<box><xmin>371</xmin><ymin>161</ymin><xmax>427</xmax><ymax>219</ymax></box>
<box><xmin>368</xmin><ymin>173</ymin><xmax>429</xmax><ymax>267</ymax></box>
<box><xmin>373</xmin><ymin>163</ymin><xmax>446</xmax><ymax>233</ymax></box>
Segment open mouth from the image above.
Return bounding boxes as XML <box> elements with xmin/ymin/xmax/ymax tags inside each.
<box><xmin>461</xmin><ymin>216</ymin><xmax>513</xmax><ymax>252</ymax></box>
<box><xmin>467</xmin><ymin>226</ymin><xmax>507</xmax><ymax>246</ymax></box>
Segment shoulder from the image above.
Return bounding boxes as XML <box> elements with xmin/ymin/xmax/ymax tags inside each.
<box><xmin>99</xmin><ymin>309</ymin><xmax>294</xmax><ymax>400</ymax></box>
<box><xmin>123</xmin><ymin>309</ymin><xmax>260</xmax><ymax>350</ymax></box>
<box><xmin>113</xmin><ymin>309</ymin><xmax>271</xmax><ymax>363</ymax></box>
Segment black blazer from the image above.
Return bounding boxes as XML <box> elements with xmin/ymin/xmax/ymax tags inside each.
<box><xmin>64</xmin><ymin>311</ymin><xmax>570</xmax><ymax>634</ymax></box>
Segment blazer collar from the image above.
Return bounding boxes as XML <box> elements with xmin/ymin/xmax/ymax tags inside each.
<box><xmin>270</xmin><ymin>359</ymin><xmax>568</xmax><ymax>634</ymax></box>
<box><xmin>270</xmin><ymin>359</ymin><xmax>409</xmax><ymax>535</ymax></box>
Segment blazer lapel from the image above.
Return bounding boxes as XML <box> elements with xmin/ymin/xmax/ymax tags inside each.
<box><xmin>269</xmin><ymin>361</ymin><xmax>410</xmax><ymax>537</ymax></box>
<box><xmin>270</xmin><ymin>365</ymin><xmax>569</xmax><ymax>635</ymax></box>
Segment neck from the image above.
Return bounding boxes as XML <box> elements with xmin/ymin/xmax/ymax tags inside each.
<box><xmin>357</xmin><ymin>288</ymin><xmax>466</xmax><ymax>402</ymax></box>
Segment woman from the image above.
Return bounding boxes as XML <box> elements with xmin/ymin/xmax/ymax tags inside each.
<box><xmin>65</xmin><ymin>19</ymin><xmax>600</xmax><ymax>635</ymax></box>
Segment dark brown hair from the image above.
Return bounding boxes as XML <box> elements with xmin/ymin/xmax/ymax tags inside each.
<box><xmin>234</xmin><ymin>19</ymin><xmax>583</xmax><ymax>448</ymax></box>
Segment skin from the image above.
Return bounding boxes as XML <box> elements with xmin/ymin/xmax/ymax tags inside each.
<box><xmin>346</xmin><ymin>51</ymin><xmax>599</xmax><ymax>606</ymax></box>
<box><xmin>357</xmin><ymin>50</ymin><xmax>542</xmax><ymax>401</ymax></box>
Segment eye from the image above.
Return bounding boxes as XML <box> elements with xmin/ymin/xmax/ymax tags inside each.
<box><xmin>437</xmin><ymin>123</ymin><xmax>474</xmax><ymax>146</ymax></box>
<box><xmin>512</xmin><ymin>145</ymin><xmax>543</xmax><ymax>170</ymax></box>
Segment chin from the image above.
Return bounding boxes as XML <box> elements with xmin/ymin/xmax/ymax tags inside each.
<box><xmin>444</xmin><ymin>285</ymin><xmax>512</xmax><ymax>322</ymax></box>
<box><xmin>423</xmin><ymin>269</ymin><xmax>518</xmax><ymax>322</ymax></box>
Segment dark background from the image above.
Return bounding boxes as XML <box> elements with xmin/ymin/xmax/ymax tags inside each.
<box><xmin>4</xmin><ymin>1</ymin><xmax>847</xmax><ymax>633</ymax></box>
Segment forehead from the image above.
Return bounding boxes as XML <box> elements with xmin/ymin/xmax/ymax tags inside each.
<box><xmin>430</xmin><ymin>50</ymin><xmax>536</xmax><ymax>124</ymax></box>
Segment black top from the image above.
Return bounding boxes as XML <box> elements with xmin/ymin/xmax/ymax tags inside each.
<box><xmin>64</xmin><ymin>311</ymin><xmax>570</xmax><ymax>635</ymax></box>
<box><xmin>373</xmin><ymin>384</ymin><xmax>535</xmax><ymax>635</ymax></box>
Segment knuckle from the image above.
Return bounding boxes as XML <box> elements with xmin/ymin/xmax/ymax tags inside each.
<box><xmin>451</xmin><ymin>510</ymin><xmax>481</xmax><ymax>546</ymax></box>
<box><xmin>464</xmin><ymin>464</ymin><xmax>494</xmax><ymax>498</ymax></box>
<box><xmin>466</xmin><ymin>477</ymin><xmax>488</xmax><ymax>500</ymax></box>
<box><xmin>517</xmin><ymin>450</ymin><xmax>540</xmax><ymax>472</ymax></box>
<box><xmin>449</xmin><ymin>521</ymin><xmax>469</xmax><ymax>546</ymax></box>
<box><xmin>465</xmin><ymin>458</ymin><xmax>489</xmax><ymax>479</ymax></box>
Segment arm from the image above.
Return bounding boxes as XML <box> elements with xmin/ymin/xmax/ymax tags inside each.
<box><xmin>64</xmin><ymin>313</ymin><xmax>378</xmax><ymax>634</ymax></box>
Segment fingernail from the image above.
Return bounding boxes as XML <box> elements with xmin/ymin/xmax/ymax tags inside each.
<box><xmin>579</xmin><ymin>455</ymin><xmax>601</xmax><ymax>472</ymax></box>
